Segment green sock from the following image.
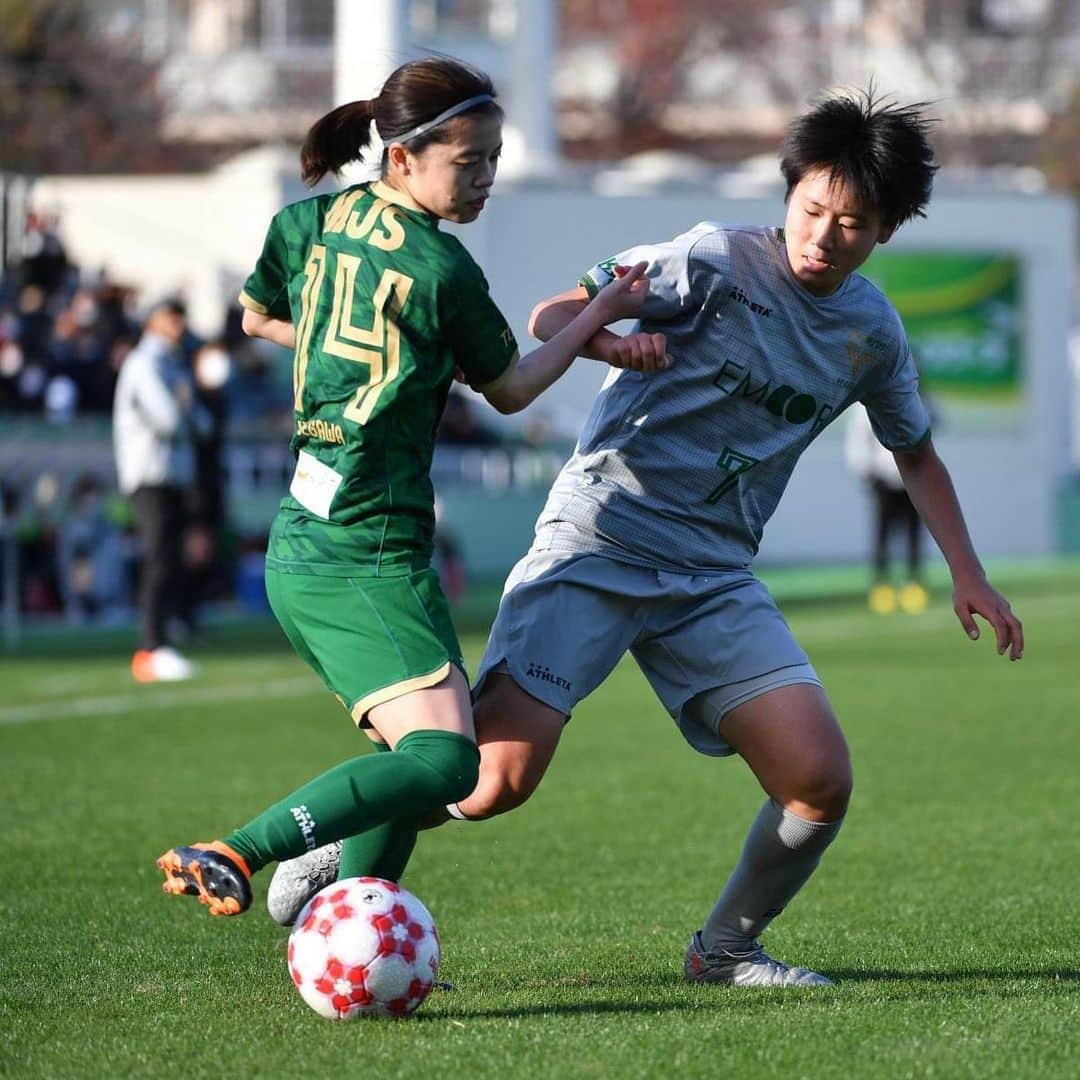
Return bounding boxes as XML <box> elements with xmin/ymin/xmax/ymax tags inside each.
<box><xmin>224</xmin><ymin>729</ymin><xmax>478</xmax><ymax>874</ymax></box>
<box><xmin>338</xmin><ymin>741</ymin><xmax>419</xmax><ymax>882</ymax></box>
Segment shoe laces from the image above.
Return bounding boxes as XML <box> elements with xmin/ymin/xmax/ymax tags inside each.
<box><xmin>303</xmin><ymin>845</ymin><xmax>341</xmax><ymax>882</ymax></box>
<box><xmin>703</xmin><ymin>938</ymin><xmax>768</xmax><ymax>964</ymax></box>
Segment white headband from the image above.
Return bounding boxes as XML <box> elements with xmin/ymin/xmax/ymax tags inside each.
<box><xmin>393</xmin><ymin>94</ymin><xmax>496</xmax><ymax>144</ymax></box>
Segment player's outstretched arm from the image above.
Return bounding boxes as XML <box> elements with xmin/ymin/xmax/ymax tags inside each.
<box><xmin>895</xmin><ymin>440</ymin><xmax>1024</xmax><ymax>660</ymax></box>
<box><xmin>241</xmin><ymin>308</ymin><xmax>297</xmax><ymax>350</ymax></box>
<box><xmin>481</xmin><ymin>263</ymin><xmax>666</xmax><ymax>414</ymax></box>
<box><xmin>529</xmin><ymin>284</ymin><xmax>668</xmax><ymax>373</ymax></box>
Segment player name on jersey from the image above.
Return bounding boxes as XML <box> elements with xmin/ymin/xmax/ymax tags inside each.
<box><xmin>296</xmin><ymin>418</ymin><xmax>345</xmax><ymax>445</ymax></box>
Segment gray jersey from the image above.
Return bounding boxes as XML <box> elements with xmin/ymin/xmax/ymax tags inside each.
<box><xmin>536</xmin><ymin>223</ymin><xmax>931</xmax><ymax>572</ymax></box>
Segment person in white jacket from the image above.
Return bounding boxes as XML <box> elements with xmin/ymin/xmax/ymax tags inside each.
<box><xmin>112</xmin><ymin>300</ymin><xmax>211</xmax><ymax>681</ymax></box>
<box><xmin>844</xmin><ymin>400</ymin><xmax>927</xmax><ymax>613</ymax></box>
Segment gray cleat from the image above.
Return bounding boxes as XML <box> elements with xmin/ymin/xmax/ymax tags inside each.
<box><xmin>266</xmin><ymin>841</ymin><xmax>342</xmax><ymax>926</ymax></box>
<box><xmin>684</xmin><ymin>931</ymin><xmax>832</xmax><ymax>987</ymax></box>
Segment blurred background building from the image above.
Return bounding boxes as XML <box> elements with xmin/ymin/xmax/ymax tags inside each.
<box><xmin>0</xmin><ymin>0</ymin><xmax>1077</xmax><ymax>642</ymax></box>
<box><xmin>3</xmin><ymin>1</ymin><xmax>1077</xmax><ymax>173</ymax></box>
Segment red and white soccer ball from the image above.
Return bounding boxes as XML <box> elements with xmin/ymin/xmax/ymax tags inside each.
<box><xmin>287</xmin><ymin>876</ymin><xmax>440</xmax><ymax>1020</ymax></box>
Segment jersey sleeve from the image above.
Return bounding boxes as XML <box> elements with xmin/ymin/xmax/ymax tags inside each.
<box><xmin>238</xmin><ymin>210</ymin><xmax>293</xmax><ymax>320</ymax></box>
<box><xmin>577</xmin><ymin>221</ymin><xmax>719</xmax><ymax>322</ymax></box>
<box><xmin>442</xmin><ymin>259</ymin><xmax>518</xmax><ymax>390</ymax></box>
<box><xmin>860</xmin><ymin>319</ymin><xmax>932</xmax><ymax>453</ymax></box>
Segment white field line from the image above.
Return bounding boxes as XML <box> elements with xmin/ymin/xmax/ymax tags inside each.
<box><xmin>0</xmin><ymin>675</ymin><xmax>320</xmax><ymax>727</ymax></box>
<box><xmin>23</xmin><ymin>656</ymin><xmax>299</xmax><ymax>698</ymax></box>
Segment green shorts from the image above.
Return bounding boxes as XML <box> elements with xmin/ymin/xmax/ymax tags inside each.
<box><xmin>265</xmin><ymin>566</ymin><xmax>465</xmax><ymax>725</ymax></box>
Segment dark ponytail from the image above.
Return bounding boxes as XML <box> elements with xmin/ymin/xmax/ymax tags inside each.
<box><xmin>300</xmin><ymin>99</ymin><xmax>377</xmax><ymax>187</ymax></box>
<box><xmin>300</xmin><ymin>57</ymin><xmax>501</xmax><ymax>188</ymax></box>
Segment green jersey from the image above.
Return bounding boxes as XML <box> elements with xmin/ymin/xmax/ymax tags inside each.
<box><xmin>240</xmin><ymin>180</ymin><xmax>518</xmax><ymax>576</ymax></box>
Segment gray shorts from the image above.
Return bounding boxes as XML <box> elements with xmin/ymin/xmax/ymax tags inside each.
<box><xmin>475</xmin><ymin>549</ymin><xmax>822</xmax><ymax>757</ymax></box>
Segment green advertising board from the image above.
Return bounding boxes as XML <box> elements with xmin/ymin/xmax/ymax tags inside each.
<box><xmin>861</xmin><ymin>251</ymin><xmax>1022</xmax><ymax>402</ymax></box>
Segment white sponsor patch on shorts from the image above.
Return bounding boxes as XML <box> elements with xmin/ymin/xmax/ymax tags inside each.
<box><xmin>289</xmin><ymin>450</ymin><xmax>343</xmax><ymax>520</ymax></box>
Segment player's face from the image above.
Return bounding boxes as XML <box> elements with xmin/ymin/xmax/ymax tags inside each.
<box><xmin>783</xmin><ymin>169</ymin><xmax>894</xmax><ymax>297</ymax></box>
<box><xmin>392</xmin><ymin>112</ymin><xmax>503</xmax><ymax>224</ymax></box>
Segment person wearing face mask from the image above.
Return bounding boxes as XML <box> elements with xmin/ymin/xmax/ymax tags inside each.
<box><xmin>112</xmin><ymin>299</ymin><xmax>211</xmax><ymax>682</ymax></box>
<box><xmin>155</xmin><ymin>55</ymin><xmax>666</xmax><ymax>917</ymax></box>
<box><xmin>183</xmin><ymin>341</ymin><xmax>233</xmax><ymax>622</ymax></box>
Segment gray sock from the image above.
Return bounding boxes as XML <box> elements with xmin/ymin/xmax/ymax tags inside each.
<box><xmin>700</xmin><ymin>798</ymin><xmax>844</xmax><ymax>953</ymax></box>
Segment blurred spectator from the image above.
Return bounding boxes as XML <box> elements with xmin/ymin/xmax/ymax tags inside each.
<box><xmin>107</xmin><ymin>329</ymin><xmax>139</xmax><ymax>400</ymax></box>
<box><xmin>437</xmin><ymin>388</ymin><xmax>502</xmax><ymax>446</ymax></box>
<box><xmin>43</xmin><ymin>374</ymin><xmax>78</xmax><ymax>424</ymax></box>
<box><xmin>184</xmin><ymin>340</ymin><xmax>234</xmax><ymax>616</ymax></box>
<box><xmin>10</xmin><ymin>286</ymin><xmax>52</xmax><ymax>413</ymax></box>
<box><xmin>56</xmin><ymin>474</ymin><xmax>128</xmax><ymax>623</ymax></box>
<box><xmin>0</xmin><ymin>218</ymin><xmax>298</xmax><ymax>430</ymax></box>
<box><xmin>227</xmin><ymin>338</ymin><xmax>292</xmax><ymax>427</ymax></box>
<box><xmin>0</xmin><ymin>211</ymin><xmax>145</xmax><ymax>419</ymax></box>
<box><xmin>0</xmin><ymin>273</ymin><xmax>142</xmax><ymax>417</ymax></box>
<box><xmin>5</xmin><ymin>473</ymin><xmax>64</xmax><ymax>616</ymax></box>
<box><xmin>20</xmin><ymin>212</ymin><xmax>70</xmax><ymax>297</ymax></box>
<box><xmin>844</xmin><ymin>402</ymin><xmax>927</xmax><ymax>616</ymax></box>
<box><xmin>113</xmin><ymin>300</ymin><xmax>211</xmax><ymax>682</ymax></box>
<box><xmin>48</xmin><ymin>287</ymin><xmax>111</xmax><ymax>412</ymax></box>
<box><xmin>191</xmin><ymin>341</ymin><xmax>231</xmax><ymax>529</ymax></box>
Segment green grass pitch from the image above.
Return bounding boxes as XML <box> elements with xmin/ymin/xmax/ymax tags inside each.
<box><xmin>3</xmin><ymin>580</ymin><xmax>1080</xmax><ymax>1078</ymax></box>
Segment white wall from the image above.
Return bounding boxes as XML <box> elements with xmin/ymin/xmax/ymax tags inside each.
<box><xmin>31</xmin><ymin>162</ymin><xmax>1075</xmax><ymax>562</ymax></box>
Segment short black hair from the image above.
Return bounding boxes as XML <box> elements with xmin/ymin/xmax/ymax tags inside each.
<box><xmin>158</xmin><ymin>298</ymin><xmax>188</xmax><ymax>319</ymax></box>
<box><xmin>780</xmin><ymin>88</ymin><xmax>938</xmax><ymax>229</ymax></box>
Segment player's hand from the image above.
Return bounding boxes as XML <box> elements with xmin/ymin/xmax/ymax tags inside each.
<box><xmin>605</xmin><ymin>331</ymin><xmax>671</xmax><ymax>372</ymax></box>
<box><xmin>953</xmin><ymin>575</ymin><xmax>1024</xmax><ymax>660</ymax></box>
<box><xmin>592</xmin><ymin>261</ymin><xmax>651</xmax><ymax>322</ymax></box>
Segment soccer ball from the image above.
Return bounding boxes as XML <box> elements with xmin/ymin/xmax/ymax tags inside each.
<box><xmin>287</xmin><ymin>877</ymin><xmax>440</xmax><ymax>1020</ymax></box>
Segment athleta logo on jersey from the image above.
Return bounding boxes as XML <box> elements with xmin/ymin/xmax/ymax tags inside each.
<box><xmin>525</xmin><ymin>662</ymin><xmax>570</xmax><ymax>691</ymax></box>
<box><xmin>728</xmin><ymin>285</ymin><xmax>773</xmax><ymax>318</ymax></box>
<box><xmin>290</xmin><ymin>804</ymin><xmax>318</xmax><ymax>851</ymax></box>
<box><xmin>714</xmin><ymin>358</ymin><xmax>836</xmax><ymax>431</ymax></box>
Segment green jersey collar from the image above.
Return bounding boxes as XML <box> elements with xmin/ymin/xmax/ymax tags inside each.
<box><xmin>370</xmin><ymin>180</ymin><xmax>429</xmax><ymax>217</ymax></box>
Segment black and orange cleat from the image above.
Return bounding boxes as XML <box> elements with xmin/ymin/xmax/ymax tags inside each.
<box><xmin>156</xmin><ymin>841</ymin><xmax>253</xmax><ymax>917</ymax></box>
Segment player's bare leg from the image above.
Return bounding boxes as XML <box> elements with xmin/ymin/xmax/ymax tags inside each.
<box><xmin>685</xmin><ymin>683</ymin><xmax>850</xmax><ymax>987</ymax></box>
<box><xmin>452</xmin><ymin>672</ymin><xmax>565</xmax><ymax>820</ymax></box>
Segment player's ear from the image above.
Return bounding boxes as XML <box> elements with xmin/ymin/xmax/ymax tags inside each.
<box><xmin>386</xmin><ymin>142</ymin><xmax>411</xmax><ymax>174</ymax></box>
<box><xmin>876</xmin><ymin>223</ymin><xmax>896</xmax><ymax>245</ymax></box>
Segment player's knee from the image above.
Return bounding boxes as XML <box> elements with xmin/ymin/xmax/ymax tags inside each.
<box><xmin>789</xmin><ymin>761</ymin><xmax>853</xmax><ymax>820</ymax></box>
<box><xmin>457</xmin><ymin>751</ymin><xmax>539</xmax><ymax>820</ymax></box>
<box><xmin>817</xmin><ymin>769</ymin><xmax>853</xmax><ymax>819</ymax></box>
<box><xmin>396</xmin><ymin>729</ymin><xmax>480</xmax><ymax>809</ymax></box>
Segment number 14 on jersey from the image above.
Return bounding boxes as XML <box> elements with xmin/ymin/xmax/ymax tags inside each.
<box><xmin>294</xmin><ymin>244</ymin><xmax>415</xmax><ymax>426</ymax></box>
